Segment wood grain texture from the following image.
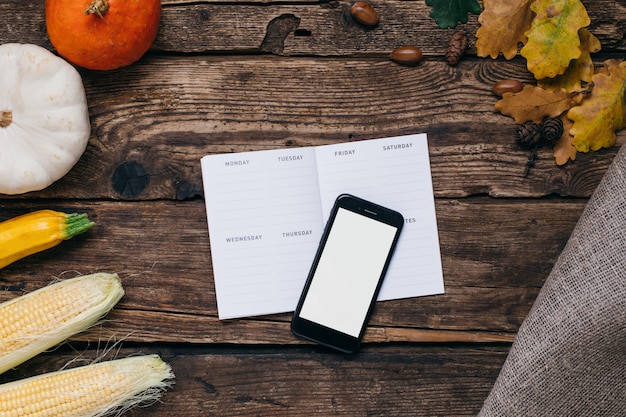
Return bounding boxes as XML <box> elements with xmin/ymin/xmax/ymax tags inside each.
<box><xmin>0</xmin><ymin>197</ymin><xmax>582</xmax><ymax>343</ymax></box>
<box><xmin>0</xmin><ymin>344</ymin><xmax>509</xmax><ymax>417</ymax></box>
<box><xmin>0</xmin><ymin>56</ymin><xmax>622</xmax><ymax>200</ymax></box>
<box><xmin>155</xmin><ymin>0</ymin><xmax>626</xmax><ymax>55</ymax></box>
<box><xmin>1</xmin><ymin>0</ymin><xmax>624</xmax><ymax>54</ymax></box>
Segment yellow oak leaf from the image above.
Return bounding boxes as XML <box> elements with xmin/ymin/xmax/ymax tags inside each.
<box><xmin>476</xmin><ymin>0</ymin><xmax>535</xmax><ymax>60</ymax></box>
<box><xmin>495</xmin><ymin>85</ymin><xmax>579</xmax><ymax>124</ymax></box>
<box><xmin>538</xmin><ymin>28</ymin><xmax>601</xmax><ymax>92</ymax></box>
<box><xmin>568</xmin><ymin>59</ymin><xmax>626</xmax><ymax>152</ymax></box>
<box><xmin>520</xmin><ymin>0</ymin><xmax>591</xmax><ymax>80</ymax></box>
<box><xmin>554</xmin><ymin>115</ymin><xmax>576</xmax><ymax>165</ymax></box>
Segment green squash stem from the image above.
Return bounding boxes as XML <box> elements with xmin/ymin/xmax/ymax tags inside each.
<box><xmin>63</xmin><ymin>213</ymin><xmax>96</xmax><ymax>239</ymax></box>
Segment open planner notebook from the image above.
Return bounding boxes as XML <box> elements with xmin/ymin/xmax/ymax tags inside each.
<box><xmin>201</xmin><ymin>133</ymin><xmax>444</xmax><ymax>319</ymax></box>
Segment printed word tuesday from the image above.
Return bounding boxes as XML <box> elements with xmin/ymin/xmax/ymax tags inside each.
<box><xmin>277</xmin><ymin>155</ymin><xmax>304</xmax><ymax>162</ymax></box>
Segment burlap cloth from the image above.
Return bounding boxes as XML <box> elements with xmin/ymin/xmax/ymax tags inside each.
<box><xmin>478</xmin><ymin>145</ymin><xmax>626</xmax><ymax>417</ymax></box>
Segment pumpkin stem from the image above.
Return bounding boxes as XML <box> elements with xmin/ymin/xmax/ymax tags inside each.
<box><xmin>85</xmin><ymin>0</ymin><xmax>109</xmax><ymax>19</ymax></box>
<box><xmin>0</xmin><ymin>110</ymin><xmax>11</xmax><ymax>128</ymax></box>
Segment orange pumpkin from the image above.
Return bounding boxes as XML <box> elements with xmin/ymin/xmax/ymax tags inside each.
<box><xmin>45</xmin><ymin>0</ymin><xmax>161</xmax><ymax>70</ymax></box>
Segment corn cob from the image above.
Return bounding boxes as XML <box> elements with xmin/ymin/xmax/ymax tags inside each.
<box><xmin>0</xmin><ymin>210</ymin><xmax>95</xmax><ymax>269</ymax></box>
<box><xmin>0</xmin><ymin>273</ymin><xmax>124</xmax><ymax>375</ymax></box>
<box><xmin>0</xmin><ymin>355</ymin><xmax>174</xmax><ymax>417</ymax></box>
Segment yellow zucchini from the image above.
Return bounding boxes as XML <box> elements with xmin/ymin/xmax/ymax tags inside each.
<box><xmin>0</xmin><ymin>210</ymin><xmax>95</xmax><ymax>269</ymax></box>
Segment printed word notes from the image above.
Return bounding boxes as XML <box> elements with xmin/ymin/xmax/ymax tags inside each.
<box><xmin>201</xmin><ymin>134</ymin><xmax>444</xmax><ymax>319</ymax></box>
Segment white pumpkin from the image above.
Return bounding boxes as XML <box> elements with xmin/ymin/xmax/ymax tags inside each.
<box><xmin>0</xmin><ymin>43</ymin><xmax>90</xmax><ymax>195</ymax></box>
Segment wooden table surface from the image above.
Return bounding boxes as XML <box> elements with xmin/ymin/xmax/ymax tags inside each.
<box><xmin>1</xmin><ymin>0</ymin><xmax>625</xmax><ymax>415</ymax></box>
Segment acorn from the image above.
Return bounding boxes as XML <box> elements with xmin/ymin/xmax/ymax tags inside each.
<box><xmin>493</xmin><ymin>80</ymin><xmax>524</xmax><ymax>97</ymax></box>
<box><xmin>390</xmin><ymin>46</ymin><xmax>423</xmax><ymax>66</ymax></box>
<box><xmin>350</xmin><ymin>1</ymin><xmax>379</xmax><ymax>28</ymax></box>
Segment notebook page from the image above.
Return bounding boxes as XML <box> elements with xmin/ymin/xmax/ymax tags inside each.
<box><xmin>201</xmin><ymin>147</ymin><xmax>323</xmax><ymax>319</ymax></box>
<box><xmin>314</xmin><ymin>134</ymin><xmax>445</xmax><ymax>300</ymax></box>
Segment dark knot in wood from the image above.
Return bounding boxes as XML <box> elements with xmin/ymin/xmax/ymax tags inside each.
<box><xmin>260</xmin><ymin>14</ymin><xmax>301</xmax><ymax>55</ymax></box>
<box><xmin>112</xmin><ymin>161</ymin><xmax>148</xmax><ymax>198</ymax></box>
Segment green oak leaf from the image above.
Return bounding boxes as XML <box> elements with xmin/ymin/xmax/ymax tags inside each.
<box><xmin>425</xmin><ymin>0</ymin><xmax>482</xmax><ymax>29</ymax></box>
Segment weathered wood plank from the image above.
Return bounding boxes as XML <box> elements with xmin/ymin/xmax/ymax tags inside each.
<box><xmin>0</xmin><ymin>344</ymin><xmax>509</xmax><ymax>417</ymax></box>
<box><xmin>0</xmin><ymin>197</ymin><xmax>582</xmax><ymax>343</ymax></box>
<box><xmin>156</xmin><ymin>0</ymin><xmax>626</xmax><ymax>56</ymax></box>
<box><xmin>58</xmin><ymin>309</ymin><xmax>516</xmax><ymax>345</ymax></box>
<box><xmin>1</xmin><ymin>56</ymin><xmax>621</xmax><ymax>201</ymax></box>
<box><xmin>1</xmin><ymin>0</ymin><xmax>624</xmax><ymax>54</ymax></box>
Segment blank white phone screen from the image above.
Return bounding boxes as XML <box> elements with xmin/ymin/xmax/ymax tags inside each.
<box><xmin>299</xmin><ymin>207</ymin><xmax>398</xmax><ymax>337</ymax></box>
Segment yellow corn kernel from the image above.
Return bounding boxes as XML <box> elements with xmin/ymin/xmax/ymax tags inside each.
<box><xmin>0</xmin><ymin>273</ymin><xmax>124</xmax><ymax>375</ymax></box>
<box><xmin>0</xmin><ymin>355</ymin><xmax>174</xmax><ymax>417</ymax></box>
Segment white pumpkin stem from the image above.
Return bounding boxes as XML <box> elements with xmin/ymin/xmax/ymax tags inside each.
<box><xmin>85</xmin><ymin>0</ymin><xmax>109</xmax><ymax>18</ymax></box>
<box><xmin>0</xmin><ymin>111</ymin><xmax>11</xmax><ymax>128</ymax></box>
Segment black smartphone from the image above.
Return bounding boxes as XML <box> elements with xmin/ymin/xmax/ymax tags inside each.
<box><xmin>291</xmin><ymin>194</ymin><xmax>404</xmax><ymax>353</ymax></box>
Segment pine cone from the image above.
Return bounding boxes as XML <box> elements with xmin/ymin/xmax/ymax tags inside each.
<box><xmin>516</xmin><ymin>122</ymin><xmax>543</xmax><ymax>148</ymax></box>
<box><xmin>445</xmin><ymin>31</ymin><xmax>468</xmax><ymax>66</ymax></box>
<box><xmin>541</xmin><ymin>117</ymin><xmax>564</xmax><ymax>143</ymax></box>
